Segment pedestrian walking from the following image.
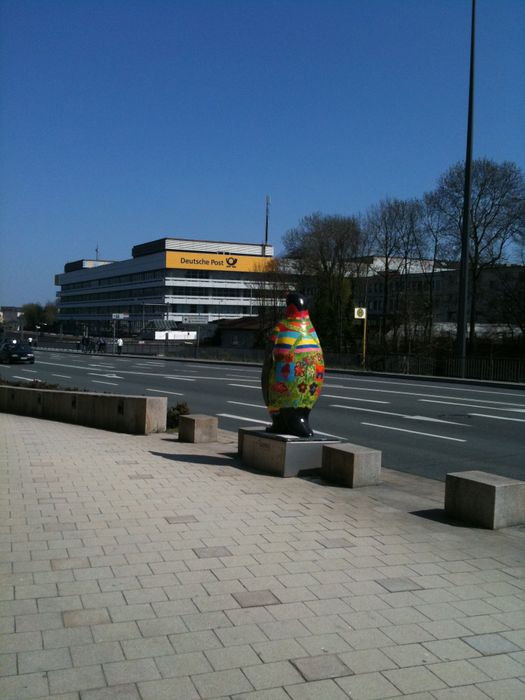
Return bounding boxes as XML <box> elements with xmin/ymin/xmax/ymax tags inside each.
<box><xmin>117</xmin><ymin>337</ymin><xmax>123</xmax><ymax>355</ymax></box>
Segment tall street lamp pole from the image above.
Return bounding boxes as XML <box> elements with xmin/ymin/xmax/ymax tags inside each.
<box><xmin>456</xmin><ymin>0</ymin><xmax>476</xmax><ymax>377</ymax></box>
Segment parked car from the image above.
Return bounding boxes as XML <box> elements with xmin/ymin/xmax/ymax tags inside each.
<box><xmin>0</xmin><ymin>340</ymin><xmax>35</xmax><ymax>364</ymax></box>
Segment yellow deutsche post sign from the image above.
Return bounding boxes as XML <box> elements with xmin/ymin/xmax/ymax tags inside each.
<box><xmin>165</xmin><ymin>252</ymin><xmax>272</xmax><ymax>273</ymax></box>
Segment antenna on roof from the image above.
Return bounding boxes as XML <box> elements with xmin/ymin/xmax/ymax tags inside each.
<box><xmin>95</xmin><ymin>244</ymin><xmax>100</xmax><ymax>261</ymax></box>
<box><xmin>264</xmin><ymin>195</ymin><xmax>271</xmax><ymax>255</ymax></box>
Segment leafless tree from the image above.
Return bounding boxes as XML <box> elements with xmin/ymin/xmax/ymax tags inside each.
<box><xmin>431</xmin><ymin>159</ymin><xmax>525</xmax><ymax>347</ymax></box>
<box><xmin>283</xmin><ymin>213</ymin><xmax>363</xmax><ymax>351</ymax></box>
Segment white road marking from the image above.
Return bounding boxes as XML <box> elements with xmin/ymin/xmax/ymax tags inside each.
<box><xmin>469</xmin><ymin>413</ymin><xmax>525</xmax><ymax>423</ymax></box>
<box><xmin>20</xmin><ymin>369</ymin><xmax>37</xmax><ymax>373</ymax></box>
<box><xmin>12</xmin><ymin>376</ymin><xmax>40</xmax><ymax>382</ymax></box>
<box><xmin>228</xmin><ymin>383</ymin><xmax>259</xmax><ymax>389</ymax></box>
<box><xmin>361</xmin><ymin>422</ymin><xmax>467</xmax><ymax>442</ymax></box>
<box><xmin>328</xmin><ymin>375</ymin><xmax>523</xmax><ymax>398</ymax></box>
<box><xmin>322</xmin><ymin>394</ymin><xmax>389</xmax><ymax>404</ymax></box>
<box><xmin>228</xmin><ymin>401</ymin><xmax>265</xmax><ymax>408</ymax></box>
<box><xmin>52</xmin><ymin>374</ymin><xmax>72</xmax><ymax>378</ymax></box>
<box><xmin>419</xmin><ymin>399</ymin><xmax>525</xmax><ymax>413</ymax></box>
<box><xmin>218</xmin><ymin>413</ymin><xmax>269</xmax><ymax>425</ymax></box>
<box><xmin>88</xmin><ymin>372</ymin><xmax>123</xmax><ymax>379</ymax></box>
<box><xmin>146</xmin><ymin>388</ymin><xmax>185</xmax><ymax>396</ymax></box>
<box><xmin>91</xmin><ymin>380</ymin><xmax>118</xmax><ymax>386</ymax></box>
<box><xmin>324</xmin><ymin>384</ymin><xmax>525</xmax><ymax>405</ymax></box>
<box><xmin>331</xmin><ymin>404</ymin><xmax>468</xmax><ymax>426</ymax></box>
<box><xmin>162</xmin><ymin>376</ymin><xmax>196</xmax><ymax>381</ymax></box>
<box><xmin>313</xmin><ymin>430</ymin><xmax>347</xmax><ymax>440</ymax></box>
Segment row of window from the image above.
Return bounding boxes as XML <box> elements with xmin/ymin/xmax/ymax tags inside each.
<box><xmin>58</xmin><ymin>304</ymin><xmax>252</xmax><ymax>317</ymax></box>
<box><xmin>59</xmin><ymin>285</ymin><xmax>260</xmax><ymax>304</ymax></box>
<box><xmin>60</xmin><ymin>267</ymin><xmax>264</xmax><ymax>292</ymax></box>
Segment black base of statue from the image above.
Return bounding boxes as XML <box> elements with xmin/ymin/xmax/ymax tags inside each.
<box><xmin>266</xmin><ymin>408</ymin><xmax>313</xmax><ymax>438</ymax></box>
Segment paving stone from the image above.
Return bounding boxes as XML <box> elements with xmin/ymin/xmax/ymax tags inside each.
<box><xmin>291</xmin><ymin>654</ymin><xmax>352</xmax><ymax>681</ymax></box>
<box><xmin>64</xmin><ymin>608</ymin><xmax>111</xmax><ymax>627</ymax></box>
<box><xmin>0</xmin><ymin>653</ymin><xmax>17</xmax><ymax>676</ymax></box>
<box><xmin>383</xmin><ymin>666</ymin><xmax>446</xmax><ymax>694</ymax></box>
<box><xmin>103</xmin><ymin>658</ymin><xmax>160</xmax><ymax>685</ymax></box>
<box><xmin>169</xmin><ymin>629</ymin><xmax>223</xmax><ymax>653</ymax></box>
<box><xmin>243</xmin><ymin>660</ymin><xmax>303</xmax><ymax>689</ymax></box>
<box><xmin>233</xmin><ymin>590</ymin><xmax>280</xmax><ymax>608</ymax></box>
<box><xmin>377</xmin><ymin>577</ymin><xmax>423</xmax><ymax>592</ymax></box>
<box><xmin>70</xmin><ymin>640</ymin><xmax>124</xmax><ymax>666</ymax></box>
<box><xmin>463</xmin><ymin>633</ymin><xmax>521</xmax><ymax>655</ymax></box>
<box><xmin>191</xmin><ymin>668</ymin><xmax>253</xmax><ymax>698</ymax></box>
<box><xmin>285</xmin><ymin>678</ymin><xmax>350</xmax><ymax>699</ymax></box>
<box><xmin>194</xmin><ymin>546</ymin><xmax>232</xmax><ymax>559</ymax></box>
<box><xmin>165</xmin><ymin>515</ymin><xmax>198</xmax><ymax>524</ymax></box>
<box><xmin>82</xmin><ymin>683</ymin><xmax>141</xmax><ymax>699</ymax></box>
<box><xmin>0</xmin><ymin>671</ymin><xmax>49</xmax><ymax>699</ymax></box>
<box><xmin>470</xmin><ymin>653</ymin><xmax>525</xmax><ymax>679</ymax></box>
<box><xmin>338</xmin><ymin>648</ymin><xmax>398</xmax><ymax>674</ymax></box>
<box><xmin>91</xmin><ymin>621</ymin><xmax>141</xmax><ymax>643</ymax></box>
<box><xmin>336</xmin><ymin>671</ymin><xmax>400</xmax><ymax>699</ymax></box>
<box><xmin>121</xmin><ymin>635</ymin><xmax>174</xmax><ymax>659</ymax></box>
<box><xmin>18</xmin><ymin>646</ymin><xmax>72</xmax><ymax>674</ymax></box>
<box><xmin>48</xmin><ymin>664</ymin><xmax>106</xmax><ymax>694</ymax></box>
<box><xmin>423</xmin><ymin>638</ymin><xmax>482</xmax><ymax>661</ymax></box>
<box><xmin>476</xmin><ymin>678</ymin><xmax>525</xmax><ymax>700</ymax></box>
<box><xmin>138</xmin><ymin>676</ymin><xmax>199</xmax><ymax>700</ymax></box>
<box><xmin>156</xmin><ymin>650</ymin><xmax>213</xmax><ymax>677</ymax></box>
<box><xmin>252</xmin><ymin>639</ymin><xmax>307</xmax><ymax>663</ymax></box>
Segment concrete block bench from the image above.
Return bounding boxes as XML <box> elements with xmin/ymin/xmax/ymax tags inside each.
<box><xmin>445</xmin><ymin>471</ymin><xmax>525</xmax><ymax>529</ymax></box>
<box><xmin>179</xmin><ymin>414</ymin><xmax>218</xmax><ymax>443</ymax></box>
<box><xmin>322</xmin><ymin>443</ymin><xmax>381</xmax><ymax>487</ymax></box>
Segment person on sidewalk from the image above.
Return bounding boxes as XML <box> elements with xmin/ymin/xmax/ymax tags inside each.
<box><xmin>117</xmin><ymin>337</ymin><xmax>123</xmax><ymax>355</ymax></box>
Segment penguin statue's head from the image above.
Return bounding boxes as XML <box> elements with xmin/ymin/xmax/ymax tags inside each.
<box><xmin>285</xmin><ymin>292</ymin><xmax>308</xmax><ymax>318</ymax></box>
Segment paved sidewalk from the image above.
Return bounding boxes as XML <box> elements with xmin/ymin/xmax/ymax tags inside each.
<box><xmin>1</xmin><ymin>413</ymin><xmax>524</xmax><ymax>700</ymax></box>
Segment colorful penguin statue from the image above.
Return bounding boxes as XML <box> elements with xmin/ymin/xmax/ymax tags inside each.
<box><xmin>261</xmin><ymin>292</ymin><xmax>325</xmax><ymax>437</ymax></box>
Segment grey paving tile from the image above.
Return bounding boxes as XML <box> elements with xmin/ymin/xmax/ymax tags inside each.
<box><xmin>383</xmin><ymin>666</ymin><xmax>446</xmax><ymax>694</ymax></box>
<box><xmin>103</xmin><ymin>658</ymin><xmax>160</xmax><ymax>685</ymax></box>
<box><xmin>243</xmin><ymin>660</ymin><xmax>303</xmax><ymax>689</ymax></box>
<box><xmin>291</xmin><ymin>654</ymin><xmax>351</xmax><ymax>681</ymax></box>
<box><xmin>336</xmin><ymin>671</ymin><xmax>400</xmax><ymax>699</ymax></box>
<box><xmin>205</xmin><ymin>644</ymin><xmax>261</xmax><ymax>671</ymax></box>
<box><xmin>0</xmin><ymin>671</ymin><xmax>49</xmax><ymax>699</ymax></box>
<box><xmin>377</xmin><ymin>577</ymin><xmax>423</xmax><ymax>592</ymax></box>
<box><xmin>18</xmin><ymin>647</ymin><xmax>72</xmax><ymax>674</ymax></box>
<box><xmin>81</xmin><ymin>684</ymin><xmax>141</xmax><ymax>699</ymax></box>
<box><xmin>463</xmin><ymin>633</ymin><xmax>521</xmax><ymax>655</ymax></box>
<box><xmin>156</xmin><ymin>651</ymin><xmax>213</xmax><ymax>677</ymax></box>
<box><xmin>138</xmin><ymin>676</ymin><xmax>199</xmax><ymax>700</ymax></box>
<box><xmin>48</xmin><ymin>664</ymin><xmax>106</xmax><ymax>694</ymax></box>
<box><xmin>191</xmin><ymin>668</ymin><xmax>253</xmax><ymax>698</ymax></box>
<box><xmin>476</xmin><ymin>678</ymin><xmax>525</xmax><ymax>699</ymax></box>
<box><xmin>285</xmin><ymin>678</ymin><xmax>350</xmax><ymax>699</ymax></box>
<box><xmin>233</xmin><ymin>590</ymin><xmax>280</xmax><ymax>608</ymax></box>
<box><xmin>194</xmin><ymin>546</ymin><xmax>232</xmax><ymax>558</ymax></box>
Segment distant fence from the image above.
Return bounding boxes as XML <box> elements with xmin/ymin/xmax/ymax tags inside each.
<box><xmin>29</xmin><ymin>336</ymin><xmax>525</xmax><ymax>383</ymax></box>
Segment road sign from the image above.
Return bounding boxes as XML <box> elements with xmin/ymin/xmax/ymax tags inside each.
<box><xmin>182</xmin><ymin>315</ymin><xmax>209</xmax><ymax>324</ymax></box>
<box><xmin>354</xmin><ymin>307</ymin><xmax>367</xmax><ymax>319</ymax></box>
<box><xmin>112</xmin><ymin>313</ymin><xmax>129</xmax><ymax>320</ymax></box>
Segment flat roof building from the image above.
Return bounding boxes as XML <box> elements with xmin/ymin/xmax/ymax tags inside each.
<box><xmin>55</xmin><ymin>237</ymin><xmax>274</xmax><ymax>334</ymax></box>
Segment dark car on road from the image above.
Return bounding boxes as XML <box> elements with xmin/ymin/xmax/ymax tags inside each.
<box><xmin>0</xmin><ymin>340</ymin><xmax>35</xmax><ymax>364</ymax></box>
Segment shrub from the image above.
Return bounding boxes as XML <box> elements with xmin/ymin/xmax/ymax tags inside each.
<box><xmin>166</xmin><ymin>402</ymin><xmax>190</xmax><ymax>429</ymax></box>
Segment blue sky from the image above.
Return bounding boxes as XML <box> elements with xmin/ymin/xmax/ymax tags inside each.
<box><xmin>1</xmin><ymin>0</ymin><xmax>524</xmax><ymax>305</ymax></box>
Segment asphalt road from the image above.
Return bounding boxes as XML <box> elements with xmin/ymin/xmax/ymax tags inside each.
<box><xmin>2</xmin><ymin>349</ymin><xmax>524</xmax><ymax>482</ymax></box>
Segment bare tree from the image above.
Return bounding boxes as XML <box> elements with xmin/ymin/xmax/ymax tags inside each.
<box><xmin>283</xmin><ymin>213</ymin><xmax>363</xmax><ymax>351</ymax></box>
<box><xmin>431</xmin><ymin>159</ymin><xmax>525</xmax><ymax>347</ymax></box>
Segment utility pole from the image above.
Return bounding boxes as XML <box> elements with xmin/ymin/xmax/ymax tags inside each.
<box><xmin>263</xmin><ymin>195</ymin><xmax>271</xmax><ymax>255</ymax></box>
<box><xmin>456</xmin><ymin>0</ymin><xmax>476</xmax><ymax>377</ymax></box>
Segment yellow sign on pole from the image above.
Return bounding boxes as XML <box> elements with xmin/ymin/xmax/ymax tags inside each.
<box><xmin>354</xmin><ymin>307</ymin><xmax>367</xmax><ymax>368</ymax></box>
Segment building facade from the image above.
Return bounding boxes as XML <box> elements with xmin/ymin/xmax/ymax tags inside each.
<box><xmin>55</xmin><ymin>238</ymin><xmax>274</xmax><ymax>334</ymax></box>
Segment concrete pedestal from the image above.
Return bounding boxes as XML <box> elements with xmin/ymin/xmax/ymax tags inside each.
<box><xmin>239</xmin><ymin>428</ymin><xmax>340</xmax><ymax>477</ymax></box>
<box><xmin>445</xmin><ymin>470</ymin><xmax>525</xmax><ymax>529</ymax></box>
<box><xmin>322</xmin><ymin>443</ymin><xmax>381</xmax><ymax>487</ymax></box>
<box><xmin>179</xmin><ymin>414</ymin><xmax>218</xmax><ymax>443</ymax></box>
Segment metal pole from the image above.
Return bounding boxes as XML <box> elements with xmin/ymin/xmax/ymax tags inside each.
<box><xmin>264</xmin><ymin>195</ymin><xmax>270</xmax><ymax>255</ymax></box>
<box><xmin>456</xmin><ymin>0</ymin><xmax>476</xmax><ymax>377</ymax></box>
<box><xmin>362</xmin><ymin>316</ymin><xmax>367</xmax><ymax>370</ymax></box>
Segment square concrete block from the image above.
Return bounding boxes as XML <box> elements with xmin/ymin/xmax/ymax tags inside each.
<box><xmin>445</xmin><ymin>470</ymin><xmax>525</xmax><ymax>529</ymax></box>
<box><xmin>321</xmin><ymin>443</ymin><xmax>381</xmax><ymax>487</ymax></box>
<box><xmin>239</xmin><ymin>429</ymin><xmax>339</xmax><ymax>477</ymax></box>
<box><xmin>179</xmin><ymin>414</ymin><xmax>218</xmax><ymax>443</ymax></box>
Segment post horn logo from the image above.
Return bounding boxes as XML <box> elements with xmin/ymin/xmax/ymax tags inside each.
<box><xmin>226</xmin><ymin>257</ymin><xmax>238</xmax><ymax>267</ymax></box>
